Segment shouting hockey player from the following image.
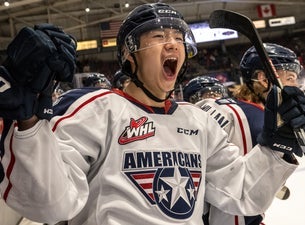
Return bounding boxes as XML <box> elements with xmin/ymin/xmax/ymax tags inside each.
<box><xmin>0</xmin><ymin>3</ymin><xmax>305</xmax><ymax>225</ymax></box>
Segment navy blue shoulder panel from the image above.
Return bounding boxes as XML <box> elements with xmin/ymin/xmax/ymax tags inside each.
<box><xmin>236</xmin><ymin>100</ymin><xmax>264</xmax><ymax>146</ymax></box>
<box><xmin>53</xmin><ymin>87</ymin><xmax>100</xmax><ymax>116</ymax></box>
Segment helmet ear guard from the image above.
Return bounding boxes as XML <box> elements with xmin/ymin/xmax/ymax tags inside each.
<box><xmin>125</xmin><ymin>34</ymin><xmax>139</xmax><ymax>54</ymax></box>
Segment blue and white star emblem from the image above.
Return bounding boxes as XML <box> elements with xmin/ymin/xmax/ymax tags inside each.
<box><xmin>153</xmin><ymin>166</ymin><xmax>196</xmax><ymax>219</ymax></box>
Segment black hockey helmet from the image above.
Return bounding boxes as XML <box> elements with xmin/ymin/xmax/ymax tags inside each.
<box><xmin>117</xmin><ymin>2</ymin><xmax>197</xmax><ymax>74</ymax></box>
<box><xmin>183</xmin><ymin>76</ymin><xmax>225</xmax><ymax>103</ymax></box>
<box><xmin>240</xmin><ymin>43</ymin><xmax>302</xmax><ymax>83</ymax></box>
<box><xmin>82</xmin><ymin>73</ymin><xmax>111</xmax><ymax>89</ymax></box>
<box><xmin>112</xmin><ymin>70</ymin><xmax>131</xmax><ymax>90</ymax></box>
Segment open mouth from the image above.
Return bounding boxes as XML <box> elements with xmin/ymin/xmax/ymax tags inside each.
<box><xmin>163</xmin><ymin>57</ymin><xmax>178</xmax><ymax>77</ymax></box>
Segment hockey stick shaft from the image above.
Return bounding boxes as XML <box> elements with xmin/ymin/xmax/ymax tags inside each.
<box><xmin>209</xmin><ymin>10</ymin><xmax>281</xmax><ymax>87</ymax></box>
<box><xmin>209</xmin><ymin>9</ymin><xmax>305</xmax><ymax>155</ymax></box>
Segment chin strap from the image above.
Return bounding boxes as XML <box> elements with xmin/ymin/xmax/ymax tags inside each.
<box><xmin>126</xmin><ymin>54</ymin><xmax>175</xmax><ymax>103</ymax></box>
<box><xmin>124</xmin><ymin>54</ymin><xmax>188</xmax><ymax>103</ymax></box>
<box><xmin>131</xmin><ymin>75</ymin><xmax>174</xmax><ymax>102</ymax></box>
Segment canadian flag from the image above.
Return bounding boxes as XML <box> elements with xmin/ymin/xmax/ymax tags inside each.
<box><xmin>257</xmin><ymin>4</ymin><xmax>276</xmax><ymax>18</ymax></box>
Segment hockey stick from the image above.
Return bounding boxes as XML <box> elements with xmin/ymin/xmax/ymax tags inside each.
<box><xmin>275</xmin><ymin>185</ymin><xmax>290</xmax><ymax>200</ymax></box>
<box><xmin>209</xmin><ymin>9</ymin><xmax>305</xmax><ymax>156</ymax></box>
<box><xmin>209</xmin><ymin>10</ymin><xmax>281</xmax><ymax>87</ymax></box>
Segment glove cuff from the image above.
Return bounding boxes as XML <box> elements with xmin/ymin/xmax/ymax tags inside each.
<box><xmin>257</xmin><ymin>131</ymin><xmax>303</xmax><ymax>157</ymax></box>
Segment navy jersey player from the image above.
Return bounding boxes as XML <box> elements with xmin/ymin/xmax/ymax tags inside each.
<box><xmin>183</xmin><ymin>76</ymin><xmax>226</xmax><ymax>103</ymax></box>
<box><xmin>112</xmin><ymin>70</ymin><xmax>131</xmax><ymax>90</ymax></box>
<box><xmin>194</xmin><ymin>43</ymin><xmax>302</xmax><ymax>225</ymax></box>
<box><xmin>81</xmin><ymin>73</ymin><xmax>112</xmax><ymax>89</ymax></box>
<box><xmin>0</xmin><ymin>3</ymin><xmax>305</xmax><ymax>225</ymax></box>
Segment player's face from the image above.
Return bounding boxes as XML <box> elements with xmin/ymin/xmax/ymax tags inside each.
<box><xmin>201</xmin><ymin>91</ymin><xmax>223</xmax><ymax>100</ymax></box>
<box><xmin>133</xmin><ymin>28</ymin><xmax>186</xmax><ymax>98</ymax></box>
<box><xmin>277</xmin><ymin>69</ymin><xmax>298</xmax><ymax>87</ymax></box>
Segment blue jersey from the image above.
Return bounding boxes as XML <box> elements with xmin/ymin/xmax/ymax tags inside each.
<box><xmin>236</xmin><ymin>100</ymin><xmax>264</xmax><ymax>147</ymax></box>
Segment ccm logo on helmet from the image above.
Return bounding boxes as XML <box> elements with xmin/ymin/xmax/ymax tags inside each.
<box><xmin>157</xmin><ymin>9</ymin><xmax>177</xmax><ymax>15</ymax></box>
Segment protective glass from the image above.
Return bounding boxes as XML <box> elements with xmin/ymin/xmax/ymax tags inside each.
<box><xmin>190</xmin><ymin>86</ymin><xmax>225</xmax><ymax>103</ymax></box>
<box><xmin>124</xmin><ymin>17</ymin><xmax>197</xmax><ymax>59</ymax></box>
<box><xmin>199</xmin><ymin>86</ymin><xmax>225</xmax><ymax>99</ymax></box>
<box><xmin>274</xmin><ymin>63</ymin><xmax>303</xmax><ymax>76</ymax></box>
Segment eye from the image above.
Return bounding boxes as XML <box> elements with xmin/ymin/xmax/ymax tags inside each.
<box><xmin>153</xmin><ymin>34</ymin><xmax>165</xmax><ymax>39</ymax></box>
<box><xmin>150</xmin><ymin>30</ymin><xmax>165</xmax><ymax>39</ymax></box>
<box><xmin>175</xmin><ymin>36</ymin><xmax>184</xmax><ymax>42</ymax></box>
<box><xmin>173</xmin><ymin>31</ymin><xmax>184</xmax><ymax>42</ymax></box>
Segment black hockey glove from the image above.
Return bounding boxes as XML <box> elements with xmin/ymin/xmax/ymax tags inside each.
<box><xmin>0</xmin><ymin>24</ymin><xmax>77</xmax><ymax>120</ymax></box>
<box><xmin>257</xmin><ymin>86</ymin><xmax>305</xmax><ymax>157</ymax></box>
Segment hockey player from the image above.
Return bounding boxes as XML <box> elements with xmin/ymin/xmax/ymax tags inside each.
<box><xmin>183</xmin><ymin>75</ymin><xmax>226</xmax><ymax>103</ymax></box>
<box><xmin>194</xmin><ymin>43</ymin><xmax>303</xmax><ymax>225</ymax></box>
<box><xmin>112</xmin><ymin>69</ymin><xmax>131</xmax><ymax>90</ymax></box>
<box><xmin>81</xmin><ymin>73</ymin><xmax>112</xmax><ymax>89</ymax></box>
<box><xmin>0</xmin><ymin>3</ymin><xmax>305</xmax><ymax>225</ymax></box>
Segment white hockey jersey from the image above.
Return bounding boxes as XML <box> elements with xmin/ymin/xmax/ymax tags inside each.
<box><xmin>196</xmin><ymin>98</ymin><xmax>266</xmax><ymax>225</ymax></box>
<box><xmin>0</xmin><ymin>89</ymin><xmax>297</xmax><ymax>225</ymax></box>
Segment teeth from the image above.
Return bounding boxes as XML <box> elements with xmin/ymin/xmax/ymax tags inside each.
<box><xmin>166</xmin><ymin>57</ymin><xmax>177</xmax><ymax>61</ymax></box>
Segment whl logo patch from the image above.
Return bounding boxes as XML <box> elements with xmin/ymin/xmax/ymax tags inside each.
<box><xmin>119</xmin><ymin>116</ymin><xmax>155</xmax><ymax>144</ymax></box>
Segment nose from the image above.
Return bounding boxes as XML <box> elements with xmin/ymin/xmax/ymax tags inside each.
<box><xmin>164</xmin><ymin>36</ymin><xmax>179</xmax><ymax>51</ymax></box>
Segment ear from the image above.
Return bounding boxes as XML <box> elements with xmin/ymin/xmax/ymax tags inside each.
<box><xmin>122</xmin><ymin>46</ymin><xmax>134</xmax><ymax>64</ymax></box>
<box><xmin>126</xmin><ymin>53</ymin><xmax>135</xmax><ymax>64</ymax></box>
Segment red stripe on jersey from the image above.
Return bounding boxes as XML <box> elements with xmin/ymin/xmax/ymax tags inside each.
<box><xmin>113</xmin><ymin>89</ymin><xmax>173</xmax><ymax>114</ymax></box>
<box><xmin>235</xmin><ymin>215</ymin><xmax>239</xmax><ymax>225</ymax></box>
<box><xmin>132</xmin><ymin>173</ymin><xmax>154</xmax><ymax>179</ymax></box>
<box><xmin>239</xmin><ymin>99</ymin><xmax>264</xmax><ymax>111</ymax></box>
<box><xmin>190</xmin><ymin>172</ymin><xmax>201</xmax><ymax>178</ymax></box>
<box><xmin>3</xmin><ymin>123</ymin><xmax>17</xmax><ymax>201</ymax></box>
<box><xmin>52</xmin><ymin>91</ymin><xmax>112</xmax><ymax>131</ymax></box>
<box><xmin>226</xmin><ymin>104</ymin><xmax>248</xmax><ymax>155</ymax></box>
<box><xmin>140</xmin><ymin>183</ymin><xmax>153</xmax><ymax>189</ymax></box>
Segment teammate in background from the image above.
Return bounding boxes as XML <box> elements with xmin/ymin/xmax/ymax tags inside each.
<box><xmin>53</xmin><ymin>73</ymin><xmax>112</xmax><ymax>116</ymax></box>
<box><xmin>82</xmin><ymin>73</ymin><xmax>112</xmax><ymax>89</ymax></box>
<box><xmin>112</xmin><ymin>70</ymin><xmax>131</xmax><ymax>90</ymax></box>
<box><xmin>183</xmin><ymin>75</ymin><xmax>226</xmax><ymax>103</ymax></box>
<box><xmin>0</xmin><ymin>3</ymin><xmax>305</xmax><ymax>225</ymax></box>
<box><xmin>194</xmin><ymin>43</ymin><xmax>303</xmax><ymax>225</ymax></box>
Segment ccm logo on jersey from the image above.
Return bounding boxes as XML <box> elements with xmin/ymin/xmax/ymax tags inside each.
<box><xmin>119</xmin><ymin>116</ymin><xmax>156</xmax><ymax>144</ymax></box>
<box><xmin>177</xmin><ymin>128</ymin><xmax>198</xmax><ymax>136</ymax></box>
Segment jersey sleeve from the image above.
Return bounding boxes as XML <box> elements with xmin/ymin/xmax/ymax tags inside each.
<box><xmin>200</xmin><ymin>111</ymin><xmax>297</xmax><ymax>215</ymax></box>
<box><xmin>196</xmin><ymin>98</ymin><xmax>253</xmax><ymax>155</ymax></box>
<box><xmin>0</xmin><ymin>89</ymin><xmax>112</xmax><ymax>224</ymax></box>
